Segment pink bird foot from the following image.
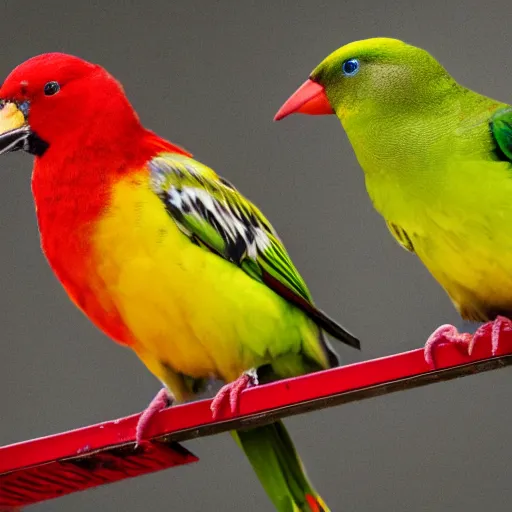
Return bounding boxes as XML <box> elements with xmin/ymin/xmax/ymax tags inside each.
<box><xmin>424</xmin><ymin>316</ymin><xmax>512</xmax><ymax>369</ymax></box>
<box><xmin>135</xmin><ymin>387</ymin><xmax>174</xmax><ymax>447</ymax></box>
<box><xmin>211</xmin><ymin>369</ymin><xmax>258</xmax><ymax>419</ymax></box>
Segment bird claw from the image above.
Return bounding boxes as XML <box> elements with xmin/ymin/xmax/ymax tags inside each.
<box><xmin>469</xmin><ymin>315</ymin><xmax>512</xmax><ymax>357</ymax></box>
<box><xmin>135</xmin><ymin>387</ymin><xmax>174</xmax><ymax>448</ymax></box>
<box><xmin>424</xmin><ymin>316</ymin><xmax>512</xmax><ymax>369</ymax></box>
<box><xmin>423</xmin><ymin>324</ymin><xmax>472</xmax><ymax>368</ymax></box>
<box><xmin>211</xmin><ymin>369</ymin><xmax>258</xmax><ymax>419</ymax></box>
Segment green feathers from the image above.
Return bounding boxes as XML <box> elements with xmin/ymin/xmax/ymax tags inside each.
<box><xmin>149</xmin><ymin>153</ymin><xmax>360</xmax><ymax>350</ymax></box>
<box><xmin>232</xmin><ymin>422</ymin><xmax>329</xmax><ymax>512</ymax></box>
<box><xmin>310</xmin><ymin>38</ymin><xmax>455</xmax><ymax>121</ymax></box>
<box><xmin>491</xmin><ymin>107</ymin><xmax>512</xmax><ymax>162</ymax></box>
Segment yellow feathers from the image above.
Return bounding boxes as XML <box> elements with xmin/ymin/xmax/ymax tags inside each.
<box><xmin>91</xmin><ymin>169</ymin><xmax>324</xmax><ymax>390</ymax></box>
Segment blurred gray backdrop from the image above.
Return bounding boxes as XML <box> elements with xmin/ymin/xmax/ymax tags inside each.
<box><xmin>1</xmin><ymin>1</ymin><xmax>511</xmax><ymax>510</ymax></box>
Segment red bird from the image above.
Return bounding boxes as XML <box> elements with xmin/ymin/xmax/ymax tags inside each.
<box><xmin>0</xmin><ymin>53</ymin><xmax>359</xmax><ymax>511</ymax></box>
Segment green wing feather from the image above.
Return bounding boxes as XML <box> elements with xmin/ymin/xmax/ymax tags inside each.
<box><xmin>491</xmin><ymin>107</ymin><xmax>512</xmax><ymax>162</ymax></box>
<box><xmin>149</xmin><ymin>153</ymin><xmax>359</xmax><ymax>350</ymax></box>
<box><xmin>386</xmin><ymin>221</ymin><xmax>415</xmax><ymax>253</ymax></box>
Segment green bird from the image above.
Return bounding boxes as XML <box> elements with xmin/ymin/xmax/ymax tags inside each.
<box><xmin>274</xmin><ymin>37</ymin><xmax>512</xmax><ymax>365</ymax></box>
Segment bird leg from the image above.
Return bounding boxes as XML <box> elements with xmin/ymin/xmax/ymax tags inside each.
<box><xmin>211</xmin><ymin>368</ymin><xmax>259</xmax><ymax>419</ymax></box>
<box><xmin>135</xmin><ymin>387</ymin><xmax>174</xmax><ymax>447</ymax></box>
<box><xmin>424</xmin><ymin>316</ymin><xmax>512</xmax><ymax>369</ymax></box>
<box><xmin>468</xmin><ymin>316</ymin><xmax>512</xmax><ymax>356</ymax></box>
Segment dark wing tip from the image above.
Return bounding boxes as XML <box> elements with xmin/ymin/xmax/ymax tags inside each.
<box><xmin>344</xmin><ymin>332</ymin><xmax>361</xmax><ymax>350</ymax></box>
<box><xmin>262</xmin><ymin>269</ymin><xmax>361</xmax><ymax>350</ymax></box>
<box><xmin>327</xmin><ymin>321</ymin><xmax>361</xmax><ymax>350</ymax></box>
<box><xmin>310</xmin><ymin>307</ymin><xmax>361</xmax><ymax>350</ymax></box>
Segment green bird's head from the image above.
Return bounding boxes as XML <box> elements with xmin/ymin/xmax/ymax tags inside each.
<box><xmin>275</xmin><ymin>38</ymin><xmax>483</xmax><ymax>221</ymax></box>
<box><xmin>274</xmin><ymin>37</ymin><xmax>456</xmax><ymax>124</ymax></box>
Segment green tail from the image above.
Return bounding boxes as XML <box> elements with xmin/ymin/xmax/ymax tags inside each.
<box><xmin>231</xmin><ymin>421</ymin><xmax>329</xmax><ymax>512</ymax></box>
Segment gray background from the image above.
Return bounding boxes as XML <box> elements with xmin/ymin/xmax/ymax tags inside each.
<box><xmin>1</xmin><ymin>1</ymin><xmax>511</xmax><ymax>511</ymax></box>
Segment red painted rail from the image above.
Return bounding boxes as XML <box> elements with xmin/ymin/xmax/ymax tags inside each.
<box><xmin>2</xmin><ymin>330</ymin><xmax>512</xmax><ymax>509</ymax></box>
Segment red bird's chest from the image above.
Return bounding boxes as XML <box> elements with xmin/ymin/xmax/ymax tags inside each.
<box><xmin>31</xmin><ymin>158</ymin><xmax>136</xmax><ymax>346</ymax></box>
<box><xmin>28</xmin><ymin>133</ymin><xmax>188</xmax><ymax>346</ymax></box>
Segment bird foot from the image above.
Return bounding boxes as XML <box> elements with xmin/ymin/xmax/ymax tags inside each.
<box><xmin>424</xmin><ymin>316</ymin><xmax>512</xmax><ymax>369</ymax></box>
<box><xmin>135</xmin><ymin>387</ymin><xmax>174</xmax><ymax>447</ymax></box>
<box><xmin>210</xmin><ymin>369</ymin><xmax>258</xmax><ymax>419</ymax></box>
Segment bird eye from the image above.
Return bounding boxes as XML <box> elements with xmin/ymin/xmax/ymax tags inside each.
<box><xmin>342</xmin><ymin>59</ymin><xmax>360</xmax><ymax>77</ymax></box>
<box><xmin>44</xmin><ymin>81</ymin><xmax>60</xmax><ymax>96</ymax></box>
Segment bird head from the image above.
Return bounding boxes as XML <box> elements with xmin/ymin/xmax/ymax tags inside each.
<box><xmin>0</xmin><ymin>53</ymin><xmax>142</xmax><ymax>157</ymax></box>
<box><xmin>274</xmin><ymin>38</ymin><xmax>454</xmax><ymax>124</ymax></box>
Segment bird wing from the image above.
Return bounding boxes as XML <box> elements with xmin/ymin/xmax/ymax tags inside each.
<box><xmin>491</xmin><ymin>107</ymin><xmax>512</xmax><ymax>162</ymax></box>
<box><xmin>148</xmin><ymin>153</ymin><xmax>359</xmax><ymax>350</ymax></box>
<box><xmin>386</xmin><ymin>221</ymin><xmax>416</xmax><ymax>253</ymax></box>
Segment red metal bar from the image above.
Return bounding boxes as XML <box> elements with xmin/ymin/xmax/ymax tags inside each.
<box><xmin>2</xmin><ymin>330</ymin><xmax>512</xmax><ymax>508</ymax></box>
<box><xmin>0</xmin><ymin>442</ymin><xmax>198</xmax><ymax>509</ymax></box>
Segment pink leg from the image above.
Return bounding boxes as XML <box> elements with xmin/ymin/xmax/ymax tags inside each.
<box><xmin>424</xmin><ymin>324</ymin><xmax>472</xmax><ymax>368</ymax></box>
<box><xmin>210</xmin><ymin>369</ymin><xmax>258</xmax><ymax>420</ymax></box>
<box><xmin>135</xmin><ymin>387</ymin><xmax>174</xmax><ymax>446</ymax></box>
<box><xmin>424</xmin><ymin>316</ymin><xmax>512</xmax><ymax>369</ymax></box>
<box><xmin>469</xmin><ymin>315</ymin><xmax>512</xmax><ymax>356</ymax></box>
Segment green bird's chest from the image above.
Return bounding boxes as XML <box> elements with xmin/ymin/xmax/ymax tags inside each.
<box><xmin>345</xmin><ymin>109</ymin><xmax>512</xmax><ymax>321</ymax></box>
<box><xmin>345</xmin><ymin>104</ymin><xmax>501</xmax><ymax>223</ymax></box>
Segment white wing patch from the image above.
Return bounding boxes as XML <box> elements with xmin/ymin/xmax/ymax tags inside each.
<box><xmin>149</xmin><ymin>156</ymin><xmax>271</xmax><ymax>263</ymax></box>
<box><xmin>172</xmin><ymin>186</ymin><xmax>271</xmax><ymax>260</ymax></box>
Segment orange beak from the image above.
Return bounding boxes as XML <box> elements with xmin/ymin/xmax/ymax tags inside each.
<box><xmin>274</xmin><ymin>79</ymin><xmax>333</xmax><ymax>121</ymax></box>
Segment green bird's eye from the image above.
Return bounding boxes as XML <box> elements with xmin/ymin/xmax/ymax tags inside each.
<box><xmin>342</xmin><ymin>59</ymin><xmax>360</xmax><ymax>77</ymax></box>
<box><xmin>44</xmin><ymin>81</ymin><xmax>60</xmax><ymax>96</ymax></box>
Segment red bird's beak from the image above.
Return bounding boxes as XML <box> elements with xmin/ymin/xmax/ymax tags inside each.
<box><xmin>0</xmin><ymin>101</ymin><xmax>31</xmax><ymax>154</ymax></box>
<box><xmin>274</xmin><ymin>79</ymin><xmax>333</xmax><ymax>121</ymax></box>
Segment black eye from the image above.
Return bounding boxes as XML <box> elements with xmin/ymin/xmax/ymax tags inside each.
<box><xmin>44</xmin><ymin>81</ymin><xmax>60</xmax><ymax>96</ymax></box>
<box><xmin>342</xmin><ymin>59</ymin><xmax>360</xmax><ymax>77</ymax></box>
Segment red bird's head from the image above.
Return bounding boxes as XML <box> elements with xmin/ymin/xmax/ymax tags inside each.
<box><xmin>0</xmin><ymin>52</ymin><xmax>144</xmax><ymax>157</ymax></box>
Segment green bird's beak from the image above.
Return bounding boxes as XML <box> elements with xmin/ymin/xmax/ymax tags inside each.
<box><xmin>274</xmin><ymin>79</ymin><xmax>333</xmax><ymax>121</ymax></box>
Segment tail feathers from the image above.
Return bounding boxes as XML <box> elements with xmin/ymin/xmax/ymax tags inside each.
<box><xmin>232</xmin><ymin>421</ymin><xmax>329</xmax><ymax>512</ymax></box>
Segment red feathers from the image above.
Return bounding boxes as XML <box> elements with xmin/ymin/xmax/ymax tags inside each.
<box><xmin>0</xmin><ymin>52</ymin><xmax>191</xmax><ymax>160</ymax></box>
<box><xmin>305</xmin><ymin>494</ymin><xmax>326</xmax><ymax>512</ymax></box>
<box><xmin>0</xmin><ymin>53</ymin><xmax>98</xmax><ymax>100</ymax></box>
<box><xmin>2</xmin><ymin>53</ymin><xmax>191</xmax><ymax>345</ymax></box>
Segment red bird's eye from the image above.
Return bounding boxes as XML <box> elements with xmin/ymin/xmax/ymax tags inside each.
<box><xmin>44</xmin><ymin>81</ymin><xmax>60</xmax><ymax>96</ymax></box>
